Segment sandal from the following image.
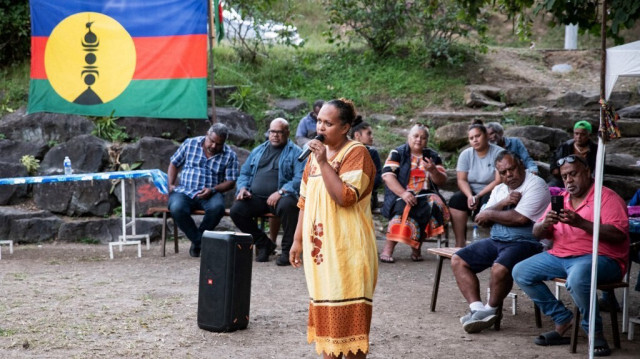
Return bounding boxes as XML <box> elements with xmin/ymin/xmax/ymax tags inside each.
<box><xmin>534</xmin><ymin>330</ymin><xmax>570</xmax><ymax>346</ymax></box>
<box><xmin>593</xmin><ymin>337</ymin><xmax>611</xmax><ymax>357</ymax></box>
<box><xmin>411</xmin><ymin>248</ymin><xmax>423</xmax><ymax>262</ymax></box>
<box><xmin>379</xmin><ymin>254</ymin><xmax>395</xmax><ymax>263</ymax></box>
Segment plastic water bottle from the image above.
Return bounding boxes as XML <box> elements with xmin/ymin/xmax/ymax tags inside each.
<box><xmin>472</xmin><ymin>224</ymin><xmax>480</xmax><ymax>241</ymax></box>
<box><xmin>63</xmin><ymin>156</ymin><xmax>72</xmax><ymax>176</ymax></box>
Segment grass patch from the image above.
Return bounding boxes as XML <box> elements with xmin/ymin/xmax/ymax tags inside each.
<box><xmin>213</xmin><ymin>45</ymin><xmax>467</xmax><ymax>125</ymax></box>
<box><xmin>0</xmin><ymin>328</ymin><xmax>16</xmax><ymax>337</ymax></box>
<box><xmin>0</xmin><ymin>61</ymin><xmax>29</xmax><ymax>116</ymax></box>
<box><xmin>79</xmin><ymin>237</ymin><xmax>101</xmax><ymax>245</ymax></box>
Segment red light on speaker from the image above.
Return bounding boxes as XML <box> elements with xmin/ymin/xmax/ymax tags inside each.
<box><xmin>207</xmin><ymin>279</ymin><xmax>213</xmax><ymax>285</ymax></box>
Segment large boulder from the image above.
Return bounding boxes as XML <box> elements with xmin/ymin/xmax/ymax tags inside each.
<box><xmin>552</xmin><ymin>91</ymin><xmax>630</xmax><ymax>110</ymax></box>
<box><xmin>0</xmin><ymin>108</ymin><xmax>93</xmax><ymax>144</ymax></box>
<box><xmin>367</xmin><ymin>114</ymin><xmax>400</xmax><ymax>126</ymax></box>
<box><xmin>211</xmin><ymin>107</ymin><xmax>257</xmax><ymax>146</ymax></box>
<box><xmin>0</xmin><ymin>206</ymin><xmax>52</xmax><ymax>240</ymax></box>
<box><xmin>416</xmin><ymin>111</ymin><xmax>502</xmax><ymax>129</ymax></box>
<box><xmin>57</xmin><ymin>217</ymin><xmax>163</xmax><ymax>244</ymax></box>
<box><xmin>440</xmin><ymin>168</ymin><xmax>459</xmax><ymax>192</ymax></box>
<box><xmin>517</xmin><ymin>137</ymin><xmax>551</xmax><ymax>161</ymax></box>
<box><xmin>618</xmin><ymin>104</ymin><xmax>640</xmax><ymax>118</ymax></box>
<box><xmin>464</xmin><ymin>91</ymin><xmax>506</xmax><ymax>109</ymax></box>
<box><xmin>434</xmin><ymin>123</ymin><xmax>472</xmax><ymax>151</ymax></box>
<box><xmin>0</xmin><ymin>206</ymin><xmax>62</xmax><ymax>243</ymax></box>
<box><xmin>40</xmin><ymin>134</ymin><xmax>110</xmax><ymax>175</ymax></box>
<box><xmin>513</xmin><ymin>107</ymin><xmax>599</xmax><ymax>130</ymax></box>
<box><xmin>261</xmin><ymin>109</ymin><xmax>288</xmax><ymax>129</ymax></box>
<box><xmin>230</xmin><ymin>145</ymin><xmax>250</xmax><ymax>168</ymax></box>
<box><xmin>117</xmin><ymin>117</ymin><xmax>211</xmax><ymax>142</ymax></box>
<box><xmin>606</xmin><ymin>138</ymin><xmax>640</xmax><ymax>157</ymax></box>
<box><xmin>33</xmin><ymin>181</ymin><xmax>116</xmax><ymax>216</ymax></box>
<box><xmin>617</xmin><ymin>119</ymin><xmax>640</xmax><ymax>137</ymax></box>
<box><xmin>603</xmin><ymin>174</ymin><xmax>640</xmax><ymax>201</ymax></box>
<box><xmin>274</xmin><ymin>99</ymin><xmax>308</xmax><ymax>114</ymax></box>
<box><xmin>503</xmin><ymin>86</ymin><xmax>550</xmax><ymax>106</ymax></box>
<box><xmin>0</xmin><ymin>163</ymin><xmax>28</xmax><ymax>205</ymax></box>
<box><xmin>0</xmin><ymin>139</ymin><xmax>48</xmax><ymax>162</ymax></box>
<box><xmin>504</xmin><ymin>126</ymin><xmax>571</xmax><ymax>150</ymax></box>
<box><xmin>119</xmin><ymin>137</ymin><xmax>178</xmax><ymax>171</ymax></box>
<box><xmin>605</xmin><ymin>153</ymin><xmax>640</xmax><ymax>176</ymax></box>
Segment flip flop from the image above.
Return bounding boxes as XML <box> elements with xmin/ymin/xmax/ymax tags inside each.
<box><xmin>534</xmin><ymin>330</ymin><xmax>571</xmax><ymax>346</ymax></box>
<box><xmin>379</xmin><ymin>254</ymin><xmax>395</xmax><ymax>263</ymax></box>
<box><xmin>593</xmin><ymin>337</ymin><xmax>611</xmax><ymax>357</ymax></box>
<box><xmin>411</xmin><ymin>249</ymin><xmax>423</xmax><ymax>262</ymax></box>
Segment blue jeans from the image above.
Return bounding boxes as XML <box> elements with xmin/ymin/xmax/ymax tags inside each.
<box><xmin>168</xmin><ymin>191</ymin><xmax>225</xmax><ymax>249</ymax></box>
<box><xmin>512</xmin><ymin>251</ymin><xmax>621</xmax><ymax>333</ymax></box>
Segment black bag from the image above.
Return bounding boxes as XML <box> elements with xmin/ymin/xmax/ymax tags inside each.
<box><xmin>197</xmin><ymin>231</ymin><xmax>253</xmax><ymax>332</ymax></box>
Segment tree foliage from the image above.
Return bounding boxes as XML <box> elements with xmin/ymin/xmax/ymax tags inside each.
<box><xmin>0</xmin><ymin>0</ymin><xmax>31</xmax><ymax>66</ymax></box>
<box><xmin>323</xmin><ymin>0</ymin><xmax>487</xmax><ymax>62</ymax></box>
<box><xmin>455</xmin><ymin>0</ymin><xmax>640</xmax><ymax>44</ymax></box>
<box><xmin>409</xmin><ymin>0</ymin><xmax>488</xmax><ymax>65</ymax></box>
<box><xmin>323</xmin><ymin>0</ymin><xmax>409</xmax><ymax>56</ymax></box>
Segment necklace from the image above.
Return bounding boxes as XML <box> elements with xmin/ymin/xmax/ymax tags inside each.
<box><xmin>574</xmin><ymin>142</ymin><xmax>589</xmax><ymax>155</ymax></box>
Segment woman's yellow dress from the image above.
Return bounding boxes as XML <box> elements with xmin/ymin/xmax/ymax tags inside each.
<box><xmin>297</xmin><ymin>140</ymin><xmax>378</xmax><ymax>356</ymax></box>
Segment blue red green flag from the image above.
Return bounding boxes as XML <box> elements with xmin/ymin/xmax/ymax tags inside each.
<box><xmin>28</xmin><ymin>0</ymin><xmax>208</xmax><ymax>119</ymax></box>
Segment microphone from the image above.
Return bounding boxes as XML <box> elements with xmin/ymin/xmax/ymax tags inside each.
<box><xmin>298</xmin><ymin>134</ymin><xmax>325</xmax><ymax>162</ymax></box>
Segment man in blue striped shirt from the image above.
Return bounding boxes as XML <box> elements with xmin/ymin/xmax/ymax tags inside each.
<box><xmin>168</xmin><ymin>123</ymin><xmax>239</xmax><ymax>257</ymax></box>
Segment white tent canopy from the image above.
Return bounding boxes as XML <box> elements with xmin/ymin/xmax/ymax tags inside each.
<box><xmin>605</xmin><ymin>40</ymin><xmax>640</xmax><ymax>100</ymax></box>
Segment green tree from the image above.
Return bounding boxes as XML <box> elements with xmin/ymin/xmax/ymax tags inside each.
<box><xmin>455</xmin><ymin>0</ymin><xmax>640</xmax><ymax>44</ymax></box>
<box><xmin>0</xmin><ymin>0</ymin><xmax>31</xmax><ymax>66</ymax></box>
<box><xmin>323</xmin><ymin>0</ymin><xmax>409</xmax><ymax>56</ymax></box>
<box><xmin>409</xmin><ymin>0</ymin><xmax>488</xmax><ymax>65</ymax></box>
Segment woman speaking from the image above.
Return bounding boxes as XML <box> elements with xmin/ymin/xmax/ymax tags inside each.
<box><xmin>290</xmin><ymin>98</ymin><xmax>378</xmax><ymax>359</ymax></box>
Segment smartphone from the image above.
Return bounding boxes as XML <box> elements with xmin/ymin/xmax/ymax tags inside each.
<box><xmin>551</xmin><ymin>195</ymin><xmax>564</xmax><ymax>213</ymax></box>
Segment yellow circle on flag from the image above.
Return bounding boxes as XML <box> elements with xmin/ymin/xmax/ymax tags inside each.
<box><xmin>45</xmin><ymin>12</ymin><xmax>136</xmax><ymax>104</ymax></box>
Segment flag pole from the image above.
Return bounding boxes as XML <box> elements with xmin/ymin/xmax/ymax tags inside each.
<box><xmin>207</xmin><ymin>0</ymin><xmax>218</xmax><ymax>124</ymax></box>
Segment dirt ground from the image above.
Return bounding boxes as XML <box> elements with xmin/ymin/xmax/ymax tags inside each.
<box><xmin>1</xmin><ymin>230</ymin><xmax>639</xmax><ymax>359</ymax></box>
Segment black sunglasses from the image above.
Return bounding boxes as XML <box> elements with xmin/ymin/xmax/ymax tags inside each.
<box><xmin>557</xmin><ymin>155</ymin><xmax>588</xmax><ymax>167</ymax></box>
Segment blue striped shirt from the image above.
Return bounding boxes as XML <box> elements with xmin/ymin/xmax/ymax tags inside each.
<box><xmin>170</xmin><ymin>136</ymin><xmax>239</xmax><ymax>198</ymax></box>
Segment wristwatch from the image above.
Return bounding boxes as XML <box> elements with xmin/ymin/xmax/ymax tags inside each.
<box><xmin>278</xmin><ymin>189</ymin><xmax>285</xmax><ymax>195</ymax></box>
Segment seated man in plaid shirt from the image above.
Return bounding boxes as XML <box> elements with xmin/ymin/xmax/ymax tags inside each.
<box><xmin>168</xmin><ymin>123</ymin><xmax>239</xmax><ymax>257</ymax></box>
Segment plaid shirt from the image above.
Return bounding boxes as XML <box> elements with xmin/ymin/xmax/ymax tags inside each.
<box><xmin>170</xmin><ymin>136</ymin><xmax>238</xmax><ymax>198</ymax></box>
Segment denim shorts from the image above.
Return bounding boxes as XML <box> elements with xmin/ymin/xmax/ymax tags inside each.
<box><xmin>455</xmin><ymin>238</ymin><xmax>542</xmax><ymax>273</ymax></box>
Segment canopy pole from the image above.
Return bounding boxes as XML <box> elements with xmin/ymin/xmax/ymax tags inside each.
<box><xmin>588</xmin><ymin>1</ymin><xmax>608</xmax><ymax>358</ymax></box>
<box><xmin>207</xmin><ymin>0</ymin><xmax>218</xmax><ymax>124</ymax></box>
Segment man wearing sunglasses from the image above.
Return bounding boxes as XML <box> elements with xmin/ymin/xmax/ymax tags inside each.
<box><xmin>513</xmin><ymin>154</ymin><xmax>629</xmax><ymax>356</ymax></box>
<box><xmin>230</xmin><ymin>118</ymin><xmax>305</xmax><ymax>265</ymax></box>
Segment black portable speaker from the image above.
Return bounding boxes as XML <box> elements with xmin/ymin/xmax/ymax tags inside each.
<box><xmin>197</xmin><ymin>231</ymin><xmax>253</xmax><ymax>332</ymax></box>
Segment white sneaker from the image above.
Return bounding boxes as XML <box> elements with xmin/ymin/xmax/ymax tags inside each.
<box><xmin>462</xmin><ymin>309</ymin><xmax>498</xmax><ymax>333</ymax></box>
<box><xmin>460</xmin><ymin>310</ymin><xmax>475</xmax><ymax>324</ymax></box>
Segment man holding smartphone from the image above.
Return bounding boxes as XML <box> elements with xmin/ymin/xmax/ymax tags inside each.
<box><xmin>513</xmin><ymin>154</ymin><xmax>629</xmax><ymax>356</ymax></box>
<box><xmin>451</xmin><ymin>151</ymin><xmax>550</xmax><ymax>333</ymax></box>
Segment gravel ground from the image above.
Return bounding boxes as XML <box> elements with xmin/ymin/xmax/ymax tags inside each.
<box><xmin>1</xmin><ymin>234</ymin><xmax>639</xmax><ymax>359</ymax></box>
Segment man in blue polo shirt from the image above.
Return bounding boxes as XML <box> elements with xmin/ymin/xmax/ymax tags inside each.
<box><xmin>168</xmin><ymin>123</ymin><xmax>239</xmax><ymax>257</ymax></box>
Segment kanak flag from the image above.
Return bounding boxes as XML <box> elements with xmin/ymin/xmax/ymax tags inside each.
<box><xmin>28</xmin><ymin>0</ymin><xmax>208</xmax><ymax>119</ymax></box>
